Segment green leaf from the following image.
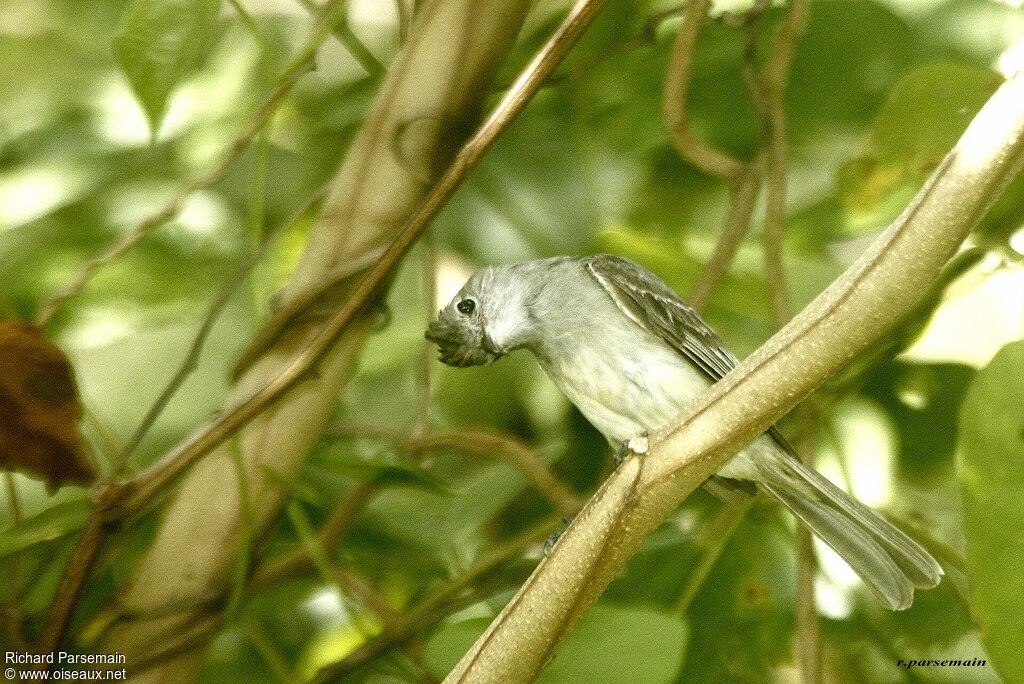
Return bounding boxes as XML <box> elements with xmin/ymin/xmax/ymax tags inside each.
<box><xmin>114</xmin><ymin>0</ymin><xmax>221</xmax><ymax>134</ymax></box>
<box><xmin>425</xmin><ymin>605</ymin><xmax>688</xmax><ymax>683</ymax></box>
<box><xmin>959</xmin><ymin>340</ymin><xmax>1024</xmax><ymax>683</ymax></box>
<box><xmin>0</xmin><ymin>494</ymin><xmax>92</xmax><ymax>558</ymax></box>
<box><xmin>869</xmin><ymin>62</ymin><xmax>1002</xmax><ymax>167</ymax></box>
<box><xmin>840</xmin><ymin>62</ymin><xmax>1003</xmax><ymax>215</ymax></box>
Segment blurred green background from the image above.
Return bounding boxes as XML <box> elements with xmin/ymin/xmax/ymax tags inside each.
<box><xmin>2</xmin><ymin>0</ymin><xmax>1024</xmax><ymax>681</ymax></box>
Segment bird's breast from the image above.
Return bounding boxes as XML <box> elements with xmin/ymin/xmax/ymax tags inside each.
<box><xmin>539</xmin><ymin>333</ymin><xmax>712</xmax><ymax>444</ymax></box>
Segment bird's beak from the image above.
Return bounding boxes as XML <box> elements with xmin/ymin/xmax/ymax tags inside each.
<box><xmin>480</xmin><ymin>330</ymin><xmax>502</xmax><ymax>356</ymax></box>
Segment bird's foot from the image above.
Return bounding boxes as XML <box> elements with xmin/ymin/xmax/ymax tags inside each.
<box><xmin>612</xmin><ymin>432</ymin><xmax>649</xmax><ymax>466</ymax></box>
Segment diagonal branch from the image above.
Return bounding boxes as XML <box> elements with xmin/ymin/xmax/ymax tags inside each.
<box><xmin>105</xmin><ymin>0</ymin><xmax>611</xmax><ymax>522</ymax></box>
<box><xmin>444</xmin><ymin>68</ymin><xmax>1024</xmax><ymax>684</ymax></box>
<box><xmin>95</xmin><ymin>1</ymin><xmax>609</xmax><ymax>677</ymax></box>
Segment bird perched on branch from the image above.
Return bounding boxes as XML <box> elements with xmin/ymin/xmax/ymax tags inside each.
<box><xmin>426</xmin><ymin>253</ymin><xmax>942</xmax><ymax>610</ymax></box>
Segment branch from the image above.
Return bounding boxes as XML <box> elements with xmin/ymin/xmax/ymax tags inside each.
<box><xmin>34</xmin><ymin>196</ymin><xmax>325</xmax><ymax>657</ymax></box>
<box><xmin>103</xmin><ymin>0</ymin><xmax>610</xmax><ymax>521</ymax></box>
<box><xmin>314</xmin><ymin>514</ymin><xmax>562</xmax><ymax>682</ymax></box>
<box><xmin>330</xmin><ymin>422</ymin><xmax>584</xmax><ymax>517</ymax></box>
<box><xmin>294</xmin><ymin>0</ymin><xmax>386</xmax><ymax>78</ymax></box>
<box><xmin>421</xmin><ymin>431</ymin><xmax>584</xmax><ymax>517</ymax></box>
<box><xmin>99</xmin><ymin>1</ymin><xmax>601</xmax><ymax>675</ymax></box>
<box><xmin>752</xmin><ymin>0</ymin><xmax>809</xmax><ymax>325</ymax></box>
<box><xmin>663</xmin><ymin>0</ymin><xmax>746</xmax><ymax>183</ymax></box>
<box><xmin>37</xmin><ymin>496</ymin><xmax>111</xmax><ymax>655</ymax></box>
<box><xmin>688</xmin><ymin>155</ymin><xmax>763</xmax><ymax>313</ymax></box>
<box><xmin>116</xmin><ymin>191</ymin><xmax>324</xmax><ymax>470</ymax></box>
<box><xmin>748</xmin><ymin>1</ymin><xmax>815</xmax><ymax>678</ymax></box>
<box><xmin>444</xmin><ymin>68</ymin><xmax>1024</xmax><ymax>684</ymax></box>
<box><xmin>250</xmin><ymin>481</ymin><xmax>378</xmax><ymax>589</ymax></box>
<box><xmin>671</xmin><ymin>2</ymin><xmax>772</xmax><ymax>314</ymax></box>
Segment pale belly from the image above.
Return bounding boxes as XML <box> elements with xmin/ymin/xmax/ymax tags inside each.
<box><xmin>539</xmin><ymin>339</ymin><xmax>763</xmax><ymax>482</ymax></box>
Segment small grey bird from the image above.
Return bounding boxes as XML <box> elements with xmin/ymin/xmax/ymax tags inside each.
<box><xmin>426</xmin><ymin>254</ymin><xmax>942</xmax><ymax>610</ymax></box>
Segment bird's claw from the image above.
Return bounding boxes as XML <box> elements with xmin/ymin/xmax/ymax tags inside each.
<box><xmin>613</xmin><ymin>432</ymin><xmax>649</xmax><ymax>466</ymax></box>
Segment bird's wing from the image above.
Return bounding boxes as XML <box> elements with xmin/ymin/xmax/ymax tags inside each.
<box><xmin>584</xmin><ymin>253</ymin><xmax>792</xmax><ymax>449</ymax></box>
<box><xmin>584</xmin><ymin>254</ymin><xmax>739</xmax><ymax>382</ymax></box>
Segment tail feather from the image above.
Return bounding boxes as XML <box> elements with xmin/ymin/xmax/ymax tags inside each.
<box><xmin>756</xmin><ymin>451</ymin><xmax>943</xmax><ymax>611</ymax></box>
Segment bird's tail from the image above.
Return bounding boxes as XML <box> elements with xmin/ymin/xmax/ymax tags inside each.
<box><xmin>756</xmin><ymin>449</ymin><xmax>943</xmax><ymax>611</ymax></box>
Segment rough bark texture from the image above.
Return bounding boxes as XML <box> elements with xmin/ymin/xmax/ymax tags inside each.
<box><xmin>100</xmin><ymin>2</ymin><xmax>532</xmax><ymax>679</ymax></box>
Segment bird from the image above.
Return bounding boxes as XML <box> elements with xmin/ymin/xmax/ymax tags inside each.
<box><xmin>425</xmin><ymin>253</ymin><xmax>942</xmax><ymax>610</ymax></box>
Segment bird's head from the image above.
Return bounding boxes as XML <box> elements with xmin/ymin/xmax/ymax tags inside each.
<box><xmin>425</xmin><ymin>264</ymin><xmax>540</xmax><ymax>368</ymax></box>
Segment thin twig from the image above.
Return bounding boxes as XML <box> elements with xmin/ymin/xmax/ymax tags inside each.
<box><xmin>106</xmin><ymin>0</ymin><xmax>609</xmax><ymax>521</ymax></box>
<box><xmin>251</xmin><ymin>481</ymin><xmax>378</xmax><ymax>589</ymax></box>
<box><xmin>226</xmin><ymin>0</ymin><xmax>276</xmax><ymax>79</ymax></box>
<box><xmin>3</xmin><ymin>473</ymin><xmax>24</xmax><ymax>608</ymax></box>
<box><xmin>751</xmin><ymin>0</ymin><xmax>808</xmax><ymax>326</ymax></box>
<box><xmin>35</xmin><ymin>0</ymin><xmax>348</xmax><ymax>328</ymax></box>
<box><xmin>420</xmin><ymin>431</ymin><xmax>583</xmax><ymax>516</ymax></box>
<box><xmin>128</xmin><ymin>613</ymin><xmax>223</xmax><ymax>676</ymax></box>
<box><xmin>33</xmin><ymin>1</ymin><xmax>352</xmax><ymax>648</ymax></box>
<box><xmin>395</xmin><ymin>0</ymin><xmax>411</xmax><ymax>45</ymax></box>
<box><xmin>115</xmin><ymin>190</ymin><xmax>323</xmax><ymax>469</ymax></box>
<box><xmin>286</xmin><ymin>501</ymin><xmax>401</xmax><ymax>631</ymax></box>
<box><xmin>748</xmin><ymin>2</ymin><xmax>815</xmax><ymax>679</ymax></box>
<box><xmin>664</xmin><ymin>0</ymin><xmax>769</xmax><ymax>315</ymax></box>
<box><xmin>244</xmin><ymin>618</ymin><xmax>297</xmax><ymax>684</ymax></box>
<box><xmin>314</xmin><ymin>514</ymin><xmax>562</xmax><ymax>681</ymax></box>
<box><xmin>413</xmin><ymin>241</ymin><xmax>436</xmax><ymax>437</ymax></box>
<box><xmin>663</xmin><ymin>0</ymin><xmax>745</xmax><ymax>183</ymax></box>
<box><xmin>688</xmin><ymin>155</ymin><xmax>764</xmax><ymax>313</ymax></box>
<box><xmin>42</xmin><ymin>0</ymin><xmax>602</xmax><ymax>657</ymax></box>
<box><xmin>337</xmin><ymin>565</ymin><xmax>403</xmax><ymax>631</ymax></box>
<box><xmin>331</xmin><ymin>422</ymin><xmax>584</xmax><ymax>517</ymax></box>
<box><xmin>37</xmin><ymin>487</ymin><xmax>117</xmax><ymax>654</ymax></box>
<box><xmin>2</xmin><ymin>474</ymin><xmax>30</xmax><ymax>648</ymax></box>
<box><xmin>672</xmin><ymin>495</ymin><xmax>753</xmax><ymax>615</ymax></box>
<box><xmin>294</xmin><ymin>0</ymin><xmax>386</xmax><ymax>78</ymax></box>
<box><xmin>544</xmin><ymin>4</ymin><xmax>685</xmax><ymax>87</ymax></box>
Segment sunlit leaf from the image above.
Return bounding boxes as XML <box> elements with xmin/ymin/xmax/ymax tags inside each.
<box><xmin>959</xmin><ymin>340</ymin><xmax>1024</xmax><ymax>683</ymax></box>
<box><xmin>839</xmin><ymin>62</ymin><xmax>1003</xmax><ymax>215</ymax></box>
<box><xmin>869</xmin><ymin>62</ymin><xmax>1002</xmax><ymax>168</ymax></box>
<box><xmin>114</xmin><ymin>0</ymin><xmax>221</xmax><ymax>133</ymax></box>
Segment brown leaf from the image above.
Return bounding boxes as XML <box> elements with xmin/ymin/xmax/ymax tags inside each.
<box><xmin>0</xmin><ymin>320</ymin><xmax>97</xmax><ymax>491</ymax></box>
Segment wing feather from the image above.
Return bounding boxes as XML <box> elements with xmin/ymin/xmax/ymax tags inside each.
<box><xmin>584</xmin><ymin>253</ymin><xmax>795</xmax><ymax>447</ymax></box>
<box><xmin>584</xmin><ymin>254</ymin><xmax>739</xmax><ymax>381</ymax></box>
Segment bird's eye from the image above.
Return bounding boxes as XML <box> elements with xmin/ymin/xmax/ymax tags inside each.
<box><xmin>456</xmin><ymin>299</ymin><xmax>476</xmax><ymax>315</ymax></box>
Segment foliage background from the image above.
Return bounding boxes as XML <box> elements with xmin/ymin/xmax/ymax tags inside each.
<box><xmin>1</xmin><ymin>0</ymin><xmax>1023</xmax><ymax>681</ymax></box>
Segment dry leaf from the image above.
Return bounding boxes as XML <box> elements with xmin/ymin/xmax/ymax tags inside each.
<box><xmin>0</xmin><ymin>320</ymin><xmax>97</xmax><ymax>491</ymax></box>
